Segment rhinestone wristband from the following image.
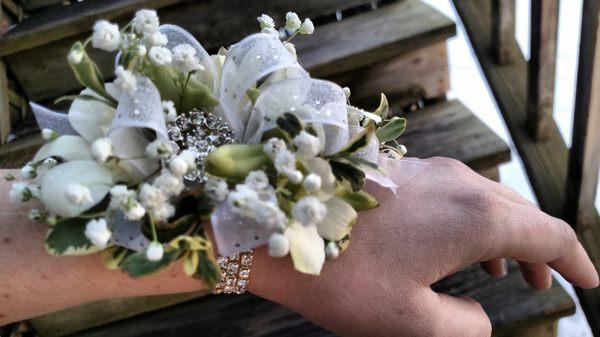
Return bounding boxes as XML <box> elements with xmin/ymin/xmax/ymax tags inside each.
<box><xmin>212</xmin><ymin>250</ymin><xmax>253</xmax><ymax>294</ymax></box>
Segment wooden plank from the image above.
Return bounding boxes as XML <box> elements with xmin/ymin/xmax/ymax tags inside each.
<box><xmin>30</xmin><ymin>292</ymin><xmax>206</xmax><ymax>337</ymax></box>
<box><xmin>66</xmin><ymin>262</ymin><xmax>573</xmax><ymax>337</ymax></box>
<box><xmin>491</xmin><ymin>0</ymin><xmax>516</xmax><ymax>64</ymax></box>
<box><xmin>0</xmin><ymin>60</ymin><xmax>10</xmax><ymax>144</ymax></box>
<box><xmin>400</xmin><ymin>100</ymin><xmax>511</xmax><ymax>172</ymax></box>
<box><xmin>326</xmin><ymin>42</ymin><xmax>449</xmax><ymax>108</ymax></box>
<box><xmin>452</xmin><ymin>0</ymin><xmax>567</xmax><ymax>217</ymax></box>
<box><xmin>5</xmin><ymin>0</ymin><xmax>455</xmax><ymax>102</ymax></box>
<box><xmin>564</xmin><ymin>0</ymin><xmax>600</xmax><ymax>334</ymax></box>
<box><xmin>19</xmin><ymin>0</ymin><xmax>62</xmax><ymax>12</ymax></box>
<box><xmin>526</xmin><ymin>0</ymin><xmax>559</xmax><ymax>141</ymax></box>
<box><xmin>1</xmin><ymin>0</ymin><xmax>21</xmax><ymax>18</ymax></box>
<box><xmin>296</xmin><ymin>0</ymin><xmax>456</xmax><ymax>78</ymax></box>
<box><xmin>0</xmin><ymin>0</ymin><xmax>181</xmax><ymax>57</ymax></box>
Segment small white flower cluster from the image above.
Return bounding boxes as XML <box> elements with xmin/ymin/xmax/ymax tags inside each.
<box><xmin>263</xmin><ymin>131</ymin><xmax>322</xmax><ymax>184</ymax></box>
<box><xmin>172</xmin><ymin>43</ymin><xmax>204</xmax><ymax>74</ymax></box>
<box><xmin>8</xmin><ymin>158</ymin><xmax>57</xmax><ymax>204</ymax></box>
<box><xmin>92</xmin><ymin>20</ymin><xmax>121</xmax><ymax>52</ymax></box>
<box><xmin>256</xmin><ymin>12</ymin><xmax>314</xmax><ymax>40</ymax></box>
<box><xmin>162</xmin><ymin>100</ymin><xmax>177</xmax><ymax>122</ymax></box>
<box><xmin>114</xmin><ymin>66</ymin><xmax>137</xmax><ymax>95</ymax></box>
<box><xmin>146</xmin><ymin>139</ymin><xmax>174</xmax><ymax>159</ymax></box>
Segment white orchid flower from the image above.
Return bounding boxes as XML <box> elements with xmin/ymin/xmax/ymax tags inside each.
<box><xmin>285</xmin><ymin>222</ymin><xmax>325</xmax><ymax>275</ymax></box>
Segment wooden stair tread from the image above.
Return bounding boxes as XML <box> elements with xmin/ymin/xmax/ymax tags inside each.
<box><xmin>296</xmin><ymin>0</ymin><xmax>456</xmax><ymax>77</ymax></box>
<box><xmin>63</xmin><ymin>263</ymin><xmax>574</xmax><ymax>337</ymax></box>
<box><xmin>2</xmin><ymin>0</ymin><xmax>454</xmax><ymax>102</ymax></box>
<box><xmin>400</xmin><ymin>99</ymin><xmax>511</xmax><ymax>171</ymax></box>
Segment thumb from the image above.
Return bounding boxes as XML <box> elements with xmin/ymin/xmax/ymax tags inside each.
<box><xmin>420</xmin><ymin>290</ymin><xmax>492</xmax><ymax>337</ymax></box>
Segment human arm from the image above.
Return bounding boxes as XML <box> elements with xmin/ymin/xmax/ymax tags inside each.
<box><xmin>0</xmin><ymin>158</ymin><xmax>597</xmax><ymax>336</ymax></box>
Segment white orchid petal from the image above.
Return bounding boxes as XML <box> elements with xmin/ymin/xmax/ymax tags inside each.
<box><xmin>301</xmin><ymin>157</ymin><xmax>337</xmax><ymax>200</ymax></box>
<box><xmin>41</xmin><ymin>160</ymin><xmax>113</xmax><ymax>217</ymax></box>
<box><xmin>318</xmin><ymin>197</ymin><xmax>357</xmax><ymax>241</ymax></box>
<box><xmin>33</xmin><ymin>135</ymin><xmax>92</xmax><ymax>162</ymax></box>
<box><xmin>109</xmin><ymin>128</ymin><xmax>159</xmax><ymax>183</ymax></box>
<box><xmin>68</xmin><ymin>84</ymin><xmax>118</xmax><ymax>143</ymax></box>
<box><xmin>285</xmin><ymin>223</ymin><xmax>325</xmax><ymax>275</ymax></box>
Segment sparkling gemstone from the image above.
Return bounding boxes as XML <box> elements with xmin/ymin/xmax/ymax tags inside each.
<box><xmin>227</xmin><ymin>262</ymin><xmax>239</xmax><ymax>275</ymax></box>
<box><xmin>218</xmin><ymin>257</ymin><xmax>228</xmax><ymax>269</ymax></box>
<box><xmin>237</xmin><ymin>279</ymin><xmax>248</xmax><ymax>288</ymax></box>
<box><xmin>225</xmin><ymin>278</ymin><xmax>236</xmax><ymax>287</ymax></box>
<box><xmin>241</xmin><ymin>254</ymin><xmax>252</xmax><ymax>267</ymax></box>
<box><xmin>190</xmin><ymin>111</ymin><xmax>206</xmax><ymax>125</ymax></box>
<box><xmin>239</xmin><ymin>268</ymin><xmax>250</xmax><ymax>278</ymax></box>
<box><xmin>175</xmin><ymin>115</ymin><xmax>191</xmax><ymax>130</ymax></box>
<box><xmin>205</xmin><ymin>115</ymin><xmax>219</xmax><ymax>129</ymax></box>
<box><xmin>224</xmin><ymin>285</ymin><xmax>234</xmax><ymax>293</ymax></box>
<box><xmin>167</xmin><ymin>127</ymin><xmax>182</xmax><ymax>140</ymax></box>
<box><xmin>230</xmin><ymin>253</ymin><xmax>240</xmax><ymax>261</ymax></box>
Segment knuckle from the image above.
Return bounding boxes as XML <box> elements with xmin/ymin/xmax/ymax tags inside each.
<box><xmin>556</xmin><ymin>219</ymin><xmax>577</xmax><ymax>253</ymax></box>
<box><xmin>429</xmin><ymin>156</ymin><xmax>468</xmax><ymax>171</ymax></box>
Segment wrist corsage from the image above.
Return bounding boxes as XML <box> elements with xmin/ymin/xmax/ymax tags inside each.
<box><xmin>7</xmin><ymin>10</ymin><xmax>410</xmax><ymax>291</ymax></box>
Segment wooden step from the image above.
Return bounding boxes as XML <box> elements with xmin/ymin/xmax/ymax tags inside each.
<box><xmin>1</xmin><ymin>0</ymin><xmax>454</xmax><ymax>102</ymax></box>
<box><xmin>400</xmin><ymin>99</ymin><xmax>511</xmax><ymax>172</ymax></box>
<box><xmin>59</xmin><ymin>264</ymin><xmax>573</xmax><ymax>337</ymax></box>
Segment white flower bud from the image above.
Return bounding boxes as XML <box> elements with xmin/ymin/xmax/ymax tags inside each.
<box><xmin>285</xmin><ymin>12</ymin><xmax>301</xmax><ymax>33</ymax></box>
<box><xmin>149</xmin><ymin>46</ymin><xmax>172</xmax><ymax>66</ymax></box>
<box><xmin>41</xmin><ymin>128</ymin><xmax>57</xmax><ymax>140</ymax></box>
<box><xmin>144</xmin><ymin>31</ymin><xmax>168</xmax><ymax>47</ymax></box>
<box><xmin>68</xmin><ymin>49</ymin><xmax>84</xmax><ymax>65</ymax></box>
<box><xmin>153</xmin><ymin>170</ymin><xmax>184</xmax><ymax>197</ymax></box>
<box><xmin>261</xmin><ymin>27</ymin><xmax>280</xmax><ymax>38</ymax></box>
<box><xmin>136</xmin><ymin>45</ymin><xmax>147</xmax><ymax>56</ymax></box>
<box><xmin>205</xmin><ymin>178</ymin><xmax>229</xmax><ymax>201</ymax></box>
<box><xmin>84</xmin><ymin>218</ymin><xmax>111</xmax><ymax>249</ymax></box>
<box><xmin>263</xmin><ymin>137</ymin><xmax>287</xmax><ymax>159</ymax></box>
<box><xmin>299</xmin><ymin>18</ymin><xmax>314</xmax><ymax>34</ymax></box>
<box><xmin>325</xmin><ymin>241</ymin><xmax>340</xmax><ymax>259</ymax></box>
<box><xmin>245</xmin><ymin>170</ymin><xmax>269</xmax><ymax>190</ymax></box>
<box><xmin>287</xmin><ymin>170</ymin><xmax>303</xmax><ymax>184</ymax></box>
<box><xmin>20</xmin><ymin>165</ymin><xmax>36</xmax><ymax>180</ymax></box>
<box><xmin>173</xmin><ymin>43</ymin><xmax>204</xmax><ymax>73</ymax></box>
<box><xmin>133</xmin><ymin>9</ymin><xmax>159</xmax><ymax>35</ymax></box>
<box><xmin>268</xmin><ymin>233</ymin><xmax>290</xmax><ymax>257</ymax></box>
<box><xmin>398</xmin><ymin>144</ymin><xmax>407</xmax><ymax>156</ymax></box>
<box><xmin>169</xmin><ymin>156</ymin><xmax>189</xmax><ymax>177</ymax></box>
<box><xmin>65</xmin><ymin>183</ymin><xmax>93</xmax><ymax>206</ymax></box>
<box><xmin>292</xmin><ymin>196</ymin><xmax>327</xmax><ymax>225</ymax></box>
<box><xmin>146</xmin><ymin>139</ymin><xmax>173</xmax><ymax>159</ymax></box>
<box><xmin>303</xmin><ymin>173</ymin><xmax>322</xmax><ymax>192</ymax></box>
<box><xmin>125</xmin><ymin>202</ymin><xmax>146</xmax><ymax>221</ymax></box>
<box><xmin>9</xmin><ymin>182</ymin><xmax>31</xmax><ymax>204</ymax></box>
<box><xmin>28</xmin><ymin>209</ymin><xmax>44</xmax><ymax>222</ymax></box>
<box><xmin>162</xmin><ymin>100</ymin><xmax>177</xmax><ymax>122</ymax></box>
<box><xmin>293</xmin><ymin>131</ymin><xmax>321</xmax><ymax>159</ymax></box>
<box><xmin>146</xmin><ymin>241</ymin><xmax>164</xmax><ymax>261</ymax></box>
<box><xmin>257</xmin><ymin>14</ymin><xmax>275</xmax><ymax>29</ymax></box>
<box><xmin>178</xmin><ymin>150</ymin><xmax>198</xmax><ymax>168</ymax></box>
<box><xmin>283</xmin><ymin>42</ymin><xmax>297</xmax><ymax>59</ymax></box>
<box><xmin>114</xmin><ymin>65</ymin><xmax>137</xmax><ymax>95</ymax></box>
<box><xmin>91</xmin><ymin>137</ymin><xmax>114</xmax><ymax>162</ymax></box>
<box><xmin>343</xmin><ymin>87</ymin><xmax>351</xmax><ymax>99</ymax></box>
<box><xmin>92</xmin><ymin>20</ymin><xmax>121</xmax><ymax>52</ymax></box>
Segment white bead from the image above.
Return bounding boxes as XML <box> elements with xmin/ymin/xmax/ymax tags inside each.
<box><xmin>169</xmin><ymin>157</ymin><xmax>188</xmax><ymax>177</ymax></box>
<box><xmin>85</xmin><ymin>218</ymin><xmax>111</xmax><ymax>249</ymax></box>
<box><xmin>303</xmin><ymin>173</ymin><xmax>322</xmax><ymax>193</ymax></box>
<box><xmin>268</xmin><ymin>233</ymin><xmax>290</xmax><ymax>257</ymax></box>
<box><xmin>299</xmin><ymin>18</ymin><xmax>314</xmax><ymax>34</ymax></box>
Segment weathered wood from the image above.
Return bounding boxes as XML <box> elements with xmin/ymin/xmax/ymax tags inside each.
<box><xmin>30</xmin><ymin>292</ymin><xmax>206</xmax><ymax>337</ymax></box>
<box><xmin>452</xmin><ymin>0</ymin><xmax>567</xmax><ymax>217</ymax></box>
<box><xmin>327</xmin><ymin>42</ymin><xmax>449</xmax><ymax>109</ymax></box>
<box><xmin>4</xmin><ymin>0</ymin><xmax>455</xmax><ymax>102</ymax></box>
<box><xmin>296</xmin><ymin>0</ymin><xmax>455</xmax><ymax>78</ymax></box>
<box><xmin>0</xmin><ymin>133</ymin><xmax>43</xmax><ymax>168</ymax></box>
<box><xmin>0</xmin><ymin>60</ymin><xmax>10</xmax><ymax>144</ymax></box>
<box><xmin>526</xmin><ymin>0</ymin><xmax>559</xmax><ymax>141</ymax></box>
<box><xmin>491</xmin><ymin>0</ymin><xmax>516</xmax><ymax>64</ymax></box>
<box><xmin>19</xmin><ymin>0</ymin><xmax>62</xmax><ymax>12</ymax></box>
<box><xmin>0</xmin><ymin>0</ymin><xmax>181</xmax><ymax>57</ymax></box>
<box><xmin>564</xmin><ymin>0</ymin><xmax>600</xmax><ymax>334</ymax></box>
<box><xmin>1</xmin><ymin>0</ymin><xmax>21</xmax><ymax>18</ymax></box>
<box><xmin>479</xmin><ymin>166</ymin><xmax>500</xmax><ymax>182</ymax></box>
<box><xmin>65</xmin><ymin>262</ymin><xmax>572</xmax><ymax>337</ymax></box>
<box><xmin>400</xmin><ymin>100</ymin><xmax>511</xmax><ymax>172</ymax></box>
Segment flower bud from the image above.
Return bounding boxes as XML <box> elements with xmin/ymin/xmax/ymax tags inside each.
<box><xmin>84</xmin><ymin>218</ymin><xmax>111</xmax><ymax>249</ymax></box>
<box><xmin>146</xmin><ymin>241</ymin><xmax>164</xmax><ymax>261</ymax></box>
<box><xmin>325</xmin><ymin>241</ymin><xmax>340</xmax><ymax>259</ymax></box>
<box><xmin>303</xmin><ymin>173</ymin><xmax>322</xmax><ymax>193</ymax></box>
<box><xmin>268</xmin><ymin>233</ymin><xmax>290</xmax><ymax>257</ymax></box>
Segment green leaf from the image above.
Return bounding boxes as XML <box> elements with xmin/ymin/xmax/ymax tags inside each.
<box><xmin>195</xmin><ymin>250</ymin><xmax>220</xmax><ymax>289</ymax></box>
<box><xmin>276</xmin><ymin>113</ymin><xmax>303</xmax><ymax>139</ymax></box>
<box><xmin>337</xmin><ymin>234</ymin><xmax>351</xmax><ymax>253</ymax></box>
<box><xmin>317</xmin><ymin>197</ymin><xmax>357</xmax><ymax>241</ymax></box>
<box><xmin>329</xmin><ymin>159</ymin><xmax>366</xmax><ymax>192</ymax></box>
<box><xmin>152</xmin><ymin>66</ymin><xmax>181</xmax><ymax>106</ymax></box>
<box><xmin>181</xmin><ymin>74</ymin><xmax>219</xmax><ymax>111</ymax></box>
<box><xmin>332</xmin><ymin>125</ymin><xmax>374</xmax><ymax>157</ymax></box>
<box><xmin>205</xmin><ymin>144</ymin><xmax>270</xmax><ymax>182</ymax></box>
<box><xmin>101</xmin><ymin>246</ymin><xmax>131</xmax><ymax>269</ymax></box>
<box><xmin>54</xmin><ymin>94</ymin><xmax>116</xmax><ymax>109</ymax></box>
<box><xmin>336</xmin><ymin>185</ymin><xmax>380</xmax><ymax>211</ymax></box>
<box><xmin>373</xmin><ymin>93</ymin><xmax>389</xmax><ymax>119</ymax></box>
<box><xmin>121</xmin><ymin>250</ymin><xmax>181</xmax><ymax>278</ymax></box>
<box><xmin>376</xmin><ymin>117</ymin><xmax>407</xmax><ymax>143</ymax></box>
<box><xmin>68</xmin><ymin>41</ymin><xmax>116</xmax><ymax>105</ymax></box>
<box><xmin>45</xmin><ymin>217</ymin><xmax>100</xmax><ymax>256</ymax></box>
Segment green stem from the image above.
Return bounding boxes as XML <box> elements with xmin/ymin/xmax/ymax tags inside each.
<box><xmin>149</xmin><ymin>214</ymin><xmax>158</xmax><ymax>242</ymax></box>
<box><xmin>179</xmin><ymin>72</ymin><xmax>192</xmax><ymax>112</ymax></box>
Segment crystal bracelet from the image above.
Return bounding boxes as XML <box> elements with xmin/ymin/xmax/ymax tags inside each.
<box><xmin>212</xmin><ymin>250</ymin><xmax>253</xmax><ymax>294</ymax></box>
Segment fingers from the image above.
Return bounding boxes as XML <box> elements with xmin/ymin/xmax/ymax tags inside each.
<box><xmin>477</xmin><ymin>177</ymin><xmax>538</xmax><ymax>208</ymax></box>
<box><xmin>518</xmin><ymin>261</ymin><xmax>552</xmax><ymax>289</ymax></box>
<box><xmin>480</xmin><ymin>258</ymin><xmax>507</xmax><ymax>278</ymax></box>
<box><xmin>422</xmin><ymin>290</ymin><xmax>492</xmax><ymax>337</ymax></box>
<box><xmin>491</xmin><ymin>202</ymin><xmax>599</xmax><ymax>288</ymax></box>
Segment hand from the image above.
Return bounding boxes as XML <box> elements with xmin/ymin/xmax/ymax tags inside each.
<box><xmin>249</xmin><ymin>157</ymin><xmax>599</xmax><ymax>337</ymax></box>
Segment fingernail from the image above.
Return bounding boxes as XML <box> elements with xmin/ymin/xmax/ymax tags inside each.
<box><xmin>500</xmin><ymin>260</ymin><xmax>508</xmax><ymax>277</ymax></box>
